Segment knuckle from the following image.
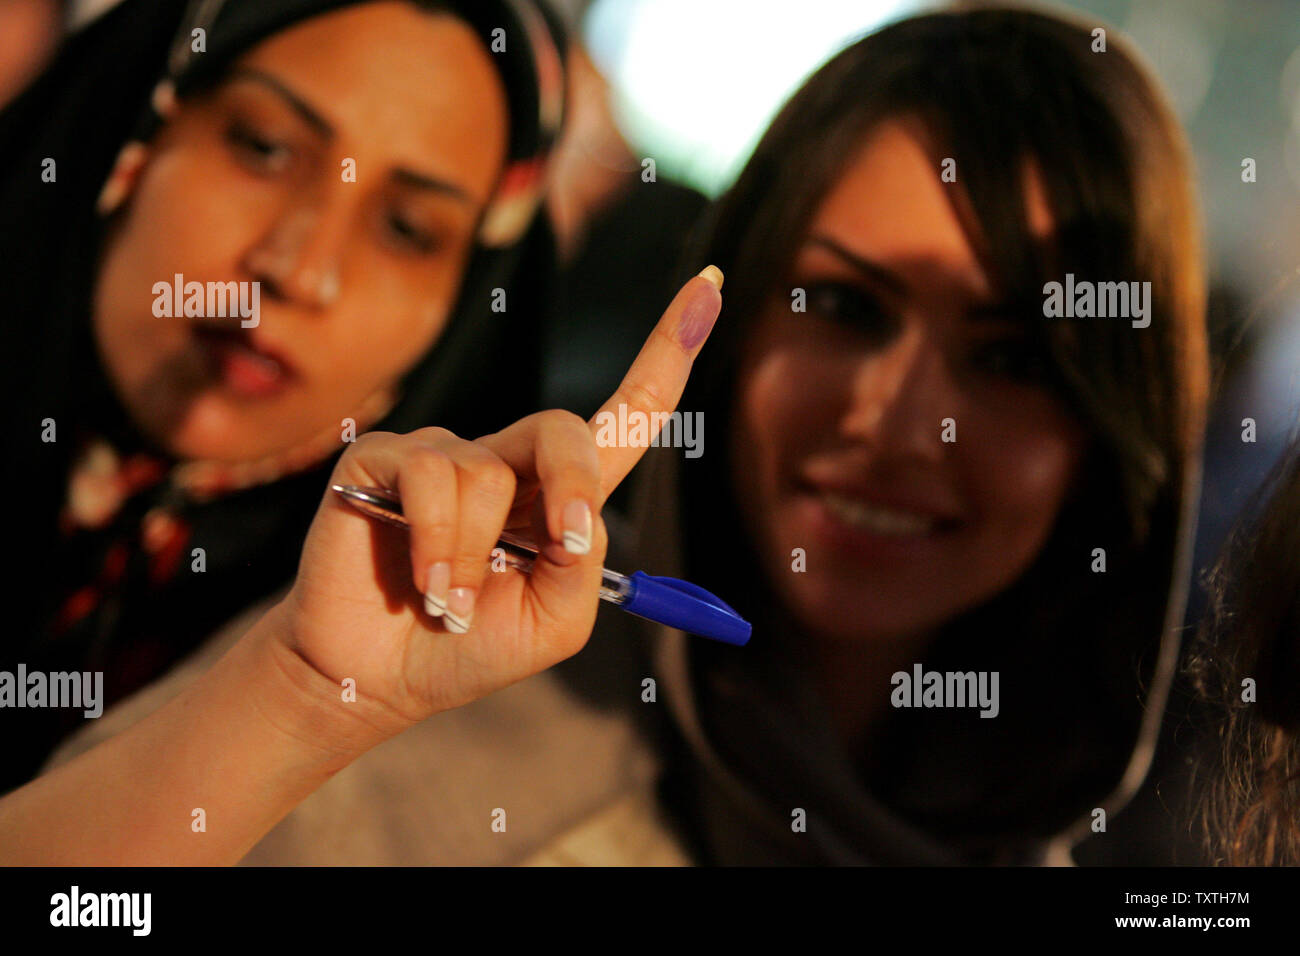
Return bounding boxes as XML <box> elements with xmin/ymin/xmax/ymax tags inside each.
<box><xmin>617</xmin><ymin>378</ymin><xmax>667</xmax><ymax>417</ymax></box>
<box><xmin>410</xmin><ymin>425</ymin><xmax>456</xmax><ymax>445</ymax></box>
<box><xmin>470</xmin><ymin>457</ymin><xmax>517</xmax><ymax>501</ymax></box>
<box><xmin>417</xmin><ymin>521</ymin><xmax>456</xmax><ymax>551</ymax></box>
<box><xmin>403</xmin><ymin>443</ymin><xmax>452</xmax><ymax>478</ymax></box>
<box><xmin>541</xmin><ymin>408</ymin><xmax>587</xmax><ymax>431</ymax></box>
<box><xmin>351</xmin><ymin>430</ymin><xmax>392</xmax><ymax>453</ymax></box>
<box><xmin>653</xmin><ymin>320</ymin><xmax>691</xmax><ymax>356</ymax></box>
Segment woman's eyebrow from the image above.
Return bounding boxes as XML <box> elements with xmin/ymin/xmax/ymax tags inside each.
<box><xmin>390</xmin><ymin>168</ymin><xmax>475</xmax><ymax>207</ymax></box>
<box><xmin>227</xmin><ymin>67</ymin><xmax>333</xmax><ymax>138</ymax></box>
<box><xmin>805</xmin><ymin>235</ymin><xmax>907</xmax><ymax>295</ymax></box>
<box><xmin>225</xmin><ymin>67</ymin><xmax>476</xmax><ymax>208</ymax></box>
<box><xmin>808</xmin><ymin>234</ymin><xmax>1017</xmax><ymax>316</ymax></box>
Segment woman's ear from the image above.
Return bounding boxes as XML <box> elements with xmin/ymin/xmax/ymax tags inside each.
<box><xmin>95</xmin><ymin>141</ymin><xmax>151</xmax><ymax>216</ymax></box>
<box><xmin>476</xmin><ymin>159</ymin><xmax>546</xmax><ymax>248</ymax></box>
<box><xmin>95</xmin><ymin>81</ymin><xmax>178</xmax><ymax>216</ymax></box>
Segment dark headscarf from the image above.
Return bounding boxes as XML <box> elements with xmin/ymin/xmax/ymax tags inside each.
<box><xmin>0</xmin><ymin>0</ymin><xmax>566</xmax><ymax>792</ymax></box>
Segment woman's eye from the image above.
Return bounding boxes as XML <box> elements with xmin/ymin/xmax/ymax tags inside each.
<box><xmin>803</xmin><ymin>281</ymin><xmax>895</xmax><ymax>343</ymax></box>
<box><xmin>225</xmin><ymin>124</ymin><xmax>292</xmax><ymax>172</ymax></box>
<box><xmin>384</xmin><ymin>212</ymin><xmax>439</xmax><ymax>254</ymax></box>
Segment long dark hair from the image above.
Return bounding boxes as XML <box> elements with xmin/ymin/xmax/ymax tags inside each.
<box><xmin>675</xmin><ymin>4</ymin><xmax>1209</xmax><ymax>852</ymax></box>
<box><xmin>1193</xmin><ymin>438</ymin><xmax>1300</xmax><ymax>865</ymax></box>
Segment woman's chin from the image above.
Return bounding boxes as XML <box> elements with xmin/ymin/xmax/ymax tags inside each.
<box><xmin>160</xmin><ymin>395</ymin><xmax>309</xmax><ymax>463</ymax></box>
<box><xmin>776</xmin><ymin>570</ymin><xmax>951</xmax><ymax>645</ymax></box>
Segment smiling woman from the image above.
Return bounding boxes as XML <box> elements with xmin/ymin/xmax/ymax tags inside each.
<box><xmin>629</xmin><ymin>6</ymin><xmax>1211</xmax><ymax>865</ymax></box>
<box><xmin>0</xmin><ymin>0</ymin><xmax>566</xmax><ymax>795</ymax></box>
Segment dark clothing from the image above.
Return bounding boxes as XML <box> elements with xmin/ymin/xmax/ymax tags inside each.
<box><xmin>607</xmin><ymin>444</ymin><xmax>1205</xmax><ymax>865</ymax></box>
<box><xmin>0</xmin><ymin>0</ymin><xmax>565</xmax><ymax>793</ymax></box>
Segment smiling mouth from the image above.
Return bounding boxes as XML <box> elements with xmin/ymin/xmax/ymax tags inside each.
<box><xmin>817</xmin><ymin>491</ymin><xmax>939</xmax><ymax>536</ymax></box>
<box><xmin>192</xmin><ymin>323</ymin><xmax>295</xmax><ymax>398</ymax></box>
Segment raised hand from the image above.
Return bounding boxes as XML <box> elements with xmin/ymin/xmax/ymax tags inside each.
<box><xmin>275</xmin><ymin>266</ymin><xmax>724</xmax><ymax>726</ymax></box>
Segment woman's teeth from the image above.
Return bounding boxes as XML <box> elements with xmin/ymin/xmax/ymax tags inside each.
<box><xmin>819</xmin><ymin>491</ymin><xmax>937</xmax><ymax>536</ymax></box>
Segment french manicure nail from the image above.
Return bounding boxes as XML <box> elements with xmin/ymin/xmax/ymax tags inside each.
<box><xmin>697</xmin><ymin>264</ymin><xmax>724</xmax><ymax>290</ymax></box>
<box><xmin>562</xmin><ymin>500</ymin><xmax>592</xmax><ymax>555</ymax></box>
<box><xmin>424</xmin><ymin>562</ymin><xmax>450</xmax><ymax>617</ymax></box>
<box><xmin>444</xmin><ymin>587</ymin><xmax>475</xmax><ymax>634</ymax></box>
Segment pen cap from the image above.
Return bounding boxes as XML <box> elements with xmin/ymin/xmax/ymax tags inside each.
<box><xmin>623</xmin><ymin>572</ymin><xmax>752</xmax><ymax>646</ymax></box>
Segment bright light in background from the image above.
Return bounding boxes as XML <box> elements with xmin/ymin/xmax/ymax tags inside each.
<box><xmin>1121</xmin><ymin>0</ymin><xmax>1224</xmax><ymax>122</ymax></box>
<box><xmin>584</xmin><ymin>0</ymin><xmax>923</xmax><ymax>196</ymax></box>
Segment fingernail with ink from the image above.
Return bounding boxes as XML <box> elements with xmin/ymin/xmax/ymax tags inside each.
<box><xmin>444</xmin><ymin>587</ymin><xmax>475</xmax><ymax>634</ymax></box>
<box><xmin>676</xmin><ymin>266</ymin><xmax>724</xmax><ymax>350</ymax></box>
<box><xmin>562</xmin><ymin>500</ymin><xmax>592</xmax><ymax>555</ymax></box>
<box><xmin>424</xmin><ymin>562</ymin><xmax>450</xmax><ymax>617</ymax></box>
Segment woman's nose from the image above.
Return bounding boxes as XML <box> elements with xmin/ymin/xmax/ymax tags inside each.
<box><xmin>840</xmin><ymin>327</ymin><xmax>956</xmax><ymax>463</ymax></box>
<box><xmin>243</xmin><ymin>196</ymin><xmax>346</xmax><ymax>309</ymax></box>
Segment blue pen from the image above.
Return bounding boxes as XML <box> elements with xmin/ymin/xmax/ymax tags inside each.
<box><xmin>330</xmin><ymin>484</ymin><xmax>751</xmax><ymax>646</ymax></box>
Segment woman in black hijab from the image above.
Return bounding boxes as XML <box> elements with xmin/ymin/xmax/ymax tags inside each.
<box><xmin>0</xmin><ymin>0</ymin><xmax>567</xmax><ymax>792</ymax></box>
<box><xmin>0</xmin><ymin>0</ymin><xmax>729</xmax><ymax>864</ymax></box>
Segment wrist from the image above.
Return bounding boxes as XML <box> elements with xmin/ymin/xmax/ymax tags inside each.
<box><xmin>232</xmin><ymin>601</ymin><xmax>414</xmax><ymax>774</ymax></box>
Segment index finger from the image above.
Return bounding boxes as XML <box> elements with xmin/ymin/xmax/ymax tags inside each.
<box><xmin>588</xmin><ymin>265</ymin><xmax>723</xmax><ymax>502</ymax></box>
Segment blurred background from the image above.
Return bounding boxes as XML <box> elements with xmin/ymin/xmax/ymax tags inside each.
<box><xmin>6</xmin><ymin>0</ymin><xmax>1300</xmax><ymax>589</ymax></box>
<box><xmin>553</xmin><ymin>0</ymin><xmax>1300</xmax><ymax>599</ymax></box>
<box><xmin>549</xmin><ymin>0</ymin><xmax>1300</xmax><ymax>867</ymax></box>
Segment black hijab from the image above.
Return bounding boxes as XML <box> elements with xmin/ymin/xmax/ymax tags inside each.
<box><xmin>0</xmin><ymin>0</ymin><xmax>566</xmax><ymax>791</ymax></box>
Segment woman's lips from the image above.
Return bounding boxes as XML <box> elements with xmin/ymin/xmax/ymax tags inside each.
<box><xmin>193</xmin><ymin>324</ymin><xmax>295</xmax><ymax>399</ymax></box>
<box><xmin>792</xmin><ymin>484</ymin><xmax>963</xmax><ymax>560</ymax></box>
<box><xmin>817</xmin><ymin>490</ymin><xmax>939</xmax><ymax>535</ymax></box>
